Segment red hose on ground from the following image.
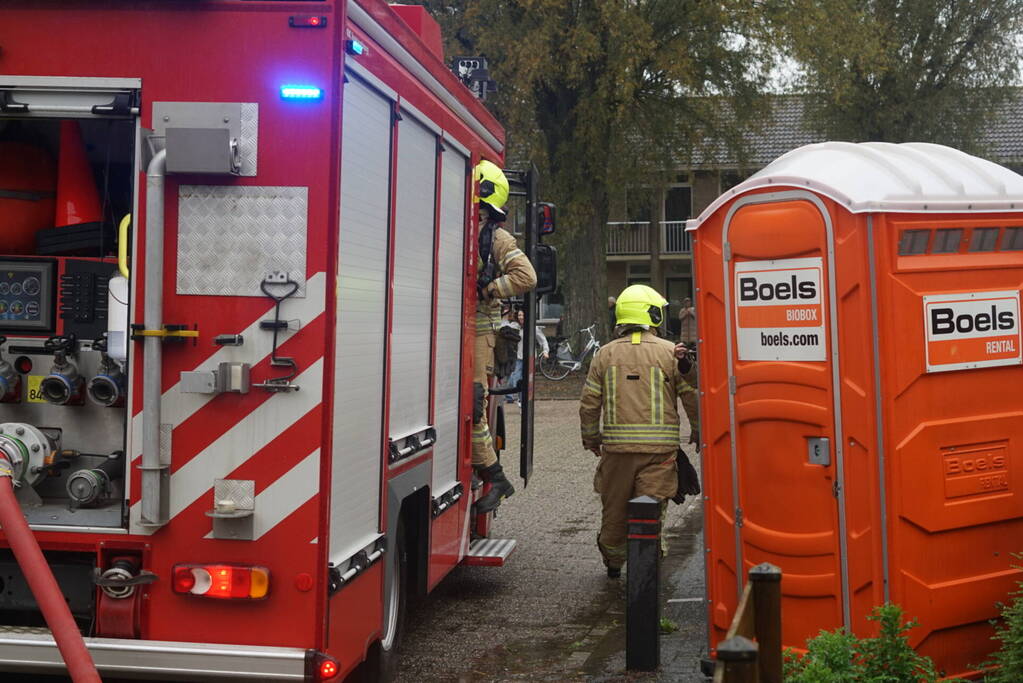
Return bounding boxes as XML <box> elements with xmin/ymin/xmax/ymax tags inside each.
<box><xmin>0</xmin><ymin>475</ymin><xmax>101</xmax><ymax>682</ymax></box>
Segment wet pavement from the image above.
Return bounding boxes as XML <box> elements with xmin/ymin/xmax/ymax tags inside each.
<box><xmin>397</xmin><ymin>398</ymin><xmax>708</xmax><ymax>682</ymax></box>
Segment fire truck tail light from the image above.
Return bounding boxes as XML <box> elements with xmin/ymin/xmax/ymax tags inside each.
<box><xmin>306</xmin><ymin>651</ymin><xmax>341</xmax><ymax>681</ymax></box>
<box><xmin>249</xmin><ymin>567</ymin><xmax>270</xmax><ymax>598</ymax></box>
<box><xmin>319</xmin><ymin>659</ymin><xmax>339</xmax><ymax>679</ymax></box>
<box><xmin>171</xmin><ymin>564</ymin><xmax>270</xmax><ymax>600</ymax></box>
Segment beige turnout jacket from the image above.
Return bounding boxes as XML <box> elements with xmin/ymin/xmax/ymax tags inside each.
<box><xmin>580</xmin><ymin>329</ymin><xmax>698</xmax><ymax>454</ymax></box>
<box><xmin>475</xmin><ymin>226</ymin><xmax>537</xmax><ymax>335</ymax></box>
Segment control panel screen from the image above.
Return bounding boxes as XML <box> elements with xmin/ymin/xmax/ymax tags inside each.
<box><xmin>0</xmin><ymin>261</ymin><xmax>55</xmax><ymax>332</ymax></box>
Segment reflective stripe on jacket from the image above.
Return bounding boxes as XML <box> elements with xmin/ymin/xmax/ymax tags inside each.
<box><xmin>580</xmin><ymin>329</ymin><xmax>698</xmax><ymax>454</ymax></box>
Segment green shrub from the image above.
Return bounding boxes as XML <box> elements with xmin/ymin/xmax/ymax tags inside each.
<box><xmin>785</xmin><ymin>604</ymin><xmax>938</xmax><ymax>683</ymax></box>
<box><xmin>984</xmin><ymin>561</ymin><xmax>1023</xmax><ymax>682</ymax></box>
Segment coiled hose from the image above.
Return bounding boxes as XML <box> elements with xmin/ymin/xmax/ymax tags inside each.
<box><xmin>0</xmin><ymin>458</ymin><xmax>100</xmax><ymax>682</ymax></box>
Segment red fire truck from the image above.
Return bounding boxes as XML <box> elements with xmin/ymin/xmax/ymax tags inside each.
<box><xmin>0</xmin><ymin>1</ymin><xmax>553</xmax><ymax>680</ymax></box>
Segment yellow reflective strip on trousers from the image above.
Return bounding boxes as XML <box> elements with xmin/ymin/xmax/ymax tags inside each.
<box><xmin>472</xmin><ymin>423</ymin><xmax>492</xmax><ymax>443</ymax></box>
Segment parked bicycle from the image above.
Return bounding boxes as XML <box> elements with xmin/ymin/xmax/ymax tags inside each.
<box><xmin>539</xmin><ymin>323</ymin><xmax>601</xmax><ymax>381</ymax></box>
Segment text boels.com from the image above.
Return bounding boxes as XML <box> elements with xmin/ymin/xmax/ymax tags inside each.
<box><xmin>760</xmin><ymin>331</ymin><xmax>820</xmax><ymax>347</ymax></box>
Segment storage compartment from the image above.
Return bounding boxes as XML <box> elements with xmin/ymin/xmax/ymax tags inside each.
<box><xmin>0</xmin><ymin>112</ymin><xmax>137</xmax><ymax>530</ymax></box>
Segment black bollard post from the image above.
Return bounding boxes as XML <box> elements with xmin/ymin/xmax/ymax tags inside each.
<box><xmin>750</xmin><ymin>563</ymin><xmax>782</xmax><ymax>683</ymax></box>
<box><xmin>626</xmin><ymin>494</ymin><xmax>661</xmax><ymax>671</ymax></box>
<box><xmin>717</xmin><ymin>635</ymin><xmax>758</xmax><ymax>683</ymax></box>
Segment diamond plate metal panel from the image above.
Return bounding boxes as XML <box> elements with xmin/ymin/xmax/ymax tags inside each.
<box><xmin>177</xmin><ymin>186</ymin><xmax>308</xmax><ymax>297</ymax></box>
<box><xmin>159</xmin><ymin>423</ymin><xmax>172</xmax><ymax>466</ymax></box>
<box><xmin>213</xmin><ymin>479</ymin><xmax>255</xmax><ymax>510</ymax></box>
<box><xmin>239</xmin><ymin>103</ymin><xmax>259</xmax><ymax>176</ymax></box>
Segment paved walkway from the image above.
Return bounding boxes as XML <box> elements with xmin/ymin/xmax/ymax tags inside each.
<box><xmin>398</xmin><ymin>399</ymin><xmax>707</xmax><ymax>682</ymax></box>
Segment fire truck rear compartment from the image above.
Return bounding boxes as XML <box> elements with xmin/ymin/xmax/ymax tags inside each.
<box><xmin>0</xmin><ymin>549</ymin><xmax>94</xmax><ymax>632</ymax></box>
<box><xmin>0</xmin><ymin>112</ymin><xmax>136</xmax><ymax>530</ymax></box>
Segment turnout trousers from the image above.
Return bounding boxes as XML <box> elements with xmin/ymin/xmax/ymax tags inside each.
<box><xmin>471</xmin><ymin>332</ymin><xmax>498</xmax><ymax>468</ymax></box>
<box><xmin>594</xmin><ymin>451</ymin><xmax>677</xmax><ymax>570</ymax></box>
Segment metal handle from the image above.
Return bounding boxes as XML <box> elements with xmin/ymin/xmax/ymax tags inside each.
<box><xmin>806</xmin><ymin>437</ymin><xmax>831</xmax><ymax>466</ymax></box>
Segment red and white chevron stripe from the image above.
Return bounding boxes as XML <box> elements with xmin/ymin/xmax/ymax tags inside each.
<box><xmin>128</xmin><ymin>272</ymin><xmax>327</xmax><ymax>538</ymax></box>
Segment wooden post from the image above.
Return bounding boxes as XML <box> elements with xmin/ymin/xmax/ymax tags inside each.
<box><xmin>626</xmin><ymin>495</ymin><xmax>660</xmax><ymax>671</ymax></box>
<box><xmin>717</xmin><ymin>635</ymin><xmax>758</xmax><ymax>683</ymax></box>
<box><xmin>749</xmin><ymin>563</ymin><xmax>782</xmax><ymax>683</ymax></box>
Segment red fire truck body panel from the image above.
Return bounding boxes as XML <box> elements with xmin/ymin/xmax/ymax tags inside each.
<box><xmin>0</xmin><ymin>0</ymin><xmax>507</xmax><ymax>679</ymax></box>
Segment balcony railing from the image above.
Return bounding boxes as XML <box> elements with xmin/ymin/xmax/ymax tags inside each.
<box><xmin>661</xmin><ymin>221</ymin><xmax>692</xmax><ymax>254</ymax></box>
<box><xmin>606</xmin><ymin>221</ymin><xmax>650</xmax><ymax>255</ymax></box>
<box><xmin>606</xmin><ymin>221</ymin><xmax>692</xmax><ymax>256</ymax></box>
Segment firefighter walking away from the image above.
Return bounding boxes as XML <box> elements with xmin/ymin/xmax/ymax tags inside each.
<box><xmin>579</xmin><ymin>285</ymin><xmax>699</xmax><ymax>577</ymax></box>
<box><xmin>473</xmin><ymin>160</ymin><xmax>537</xmax><ymax>512</ymax></box>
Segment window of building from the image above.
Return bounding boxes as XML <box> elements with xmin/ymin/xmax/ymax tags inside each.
<box><xmin>720</xmin><ymin>169</ymin><xmax>754</xmax><ymax>192</ymax></box>
<box><xmin>626</xmin><ymin>262</ymin><xmax>651</xmax><ymax>286</ymax></box>
<box><xmin>626</xmin><ymin>188</ymin><xmax>653</xmax><ymax>223</ymax></box>
<box><xmin>664</xmin><ymin>186</ymin><xmax>692</xmax><ymax>222</ymax></box>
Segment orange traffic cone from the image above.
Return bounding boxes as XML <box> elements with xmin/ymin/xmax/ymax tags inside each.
<box><xmin>54</xmin><ymin>120</ymin><xmax>102</xmax><ymax>230</ymax></box>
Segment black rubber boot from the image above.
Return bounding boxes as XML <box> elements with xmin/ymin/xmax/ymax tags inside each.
<box><xmin>476</xmin><ymin>463</ymin><xmax>515</xmax><ymax>513</ymax></box>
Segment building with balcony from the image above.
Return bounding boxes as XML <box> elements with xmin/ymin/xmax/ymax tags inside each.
<box><xmin>604</xmin><ymin>93</ymin><xmax>1023</xmax><ymax>335</ymax></box>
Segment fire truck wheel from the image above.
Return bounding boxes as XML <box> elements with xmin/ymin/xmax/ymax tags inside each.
<box><xmin>354</xmin><ymin>518</ymin><xmax>407</xmax><ymax>682</ymax></box>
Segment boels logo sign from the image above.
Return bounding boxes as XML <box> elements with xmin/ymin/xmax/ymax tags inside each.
<box><xmin>734</xmin><ymin>257</ymin><xmax>827</xmax><ymax>361</ymax></box>
<box><xmin>923</xmin><ymin>291</ymin><xmax>1022</xmax><ymax>373</ymax></box>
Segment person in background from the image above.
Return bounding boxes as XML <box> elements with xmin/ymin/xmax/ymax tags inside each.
<box><xmin>678</xmin><ymin>296</ymin><xmax>697</xmax><ymax>347</ymax></box>
<box><xmin>501</xmin><ymin>308</ymin><xmax>549</xmax><ymax>406</ymax></box>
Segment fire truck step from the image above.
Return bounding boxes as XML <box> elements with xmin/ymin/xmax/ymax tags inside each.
<box><xmin>463</xmin><ymin>538</ymin><xmax>517</xmax><ymax>567</ymax></box>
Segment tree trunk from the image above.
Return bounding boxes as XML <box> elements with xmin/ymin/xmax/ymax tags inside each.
<box><xmin>561</xmin><ymin>212</ymin><xmax>608</xmax><ymax>344</ymax></box>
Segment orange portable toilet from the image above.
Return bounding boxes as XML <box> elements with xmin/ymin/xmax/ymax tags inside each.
<box><xmin>689</xmin><ymin>142</ymin><xmax>1023</xmax><ymax>678</ymax></box>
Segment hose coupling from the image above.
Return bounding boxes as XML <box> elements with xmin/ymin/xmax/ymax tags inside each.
<box><xmin>87</xmin><ymin>356</ymin><xmax>126</xmax><ymax>407</ymax></box>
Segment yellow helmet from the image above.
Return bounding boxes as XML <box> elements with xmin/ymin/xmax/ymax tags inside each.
<box><xmin>475</xmin><ymin>159</ymin><xmax>509</xmax><ymax>218</ymax></box>
<box><xmin>615</xmin><ymin>284</ymin><xmax>668</xmax><ymax>327</ymax></box>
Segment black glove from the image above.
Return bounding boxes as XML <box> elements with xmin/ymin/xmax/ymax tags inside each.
<box><xmin>672</xmin><ymin>448</ymin><xmax>702</xmax><ymax>504</ymax></box>
<box><xmin>688</xmin><ymin>429</ymin><xmax>700</xmax><ymax>451</ymax></box>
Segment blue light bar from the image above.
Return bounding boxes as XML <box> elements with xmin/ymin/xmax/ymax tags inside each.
<box><xmin>280</xmin><ymin>85</ymin><xmax>323</xmax><ymax>100</ymax></box>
